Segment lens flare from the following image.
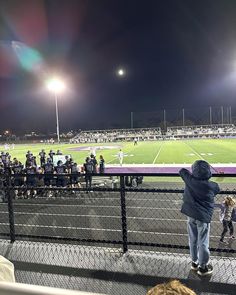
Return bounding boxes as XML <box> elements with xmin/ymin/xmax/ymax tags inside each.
<box><xmin>12</xmin><ymin>41</ymin><xmax>43</xmax><ymax>72</ymax></box>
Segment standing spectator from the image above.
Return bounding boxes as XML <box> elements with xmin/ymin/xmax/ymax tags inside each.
<box><xmin>55</xmin><ymin>160</ymin><xmax>67</xmax><ymax>187</ymax></box>
<box><xmin>56</xmin><ymin>150</ymin><xmax>63</xmax><ymax>155</ymax></box>
<box><xmin>43</xmin><ymin>158</ymin><xmax>54</xmax><ymax>187</ymax></box>
<box><xmin>4</xmin><ymin>153</ymin><xmax>12</xmax><ymax>175</ymax></box>
<box><xmin>32</xmin><ymin>156</ymin><xmax>37</xmax><ymax>167</ymax></box>
<box><xmin>215</xmin><ymin>196</ymin><xmax>236</xmax><ymax>243</ymax></box>
<box><xmin>12</xmin><ymin>159</ymin><xmax>23</xmax><ymax>179</ymax></box>
<box><xmin>49</xmin><ymin>150</ymin><xmax>55</xmax><ymax>160</ymax></box>
<box><xmin>179</xmin><ymin>160</ymin><xmax>220</xmax><ymax>276</ymax></box>
<box><xmin>99</xmin><ymin>155</ymin><xmax>105</xmax><ymax>173</ymax></box>
<box><xmin>90</xmin><ymin>154</ymin><xmax>98</xmax><ymax>174</ymax></box>
<box><xmin>84</xmin><ymin>157</ymin><xmax>93</xmax><ymax>192</ymax></box>
<box><xmin>26</xmin><ymin>150</ymin><xmax>32</xmax><ymax>159</ymax></box>
<box><xmin>35</xmin><ymin>167</ymin><xmax>44</xmax><ymax>195</ymax></box>
<box><xmin>25</xmin><ymin>151</ymin><xmax>33</xmax><ymax>168</ymax></box>
<box><xmin>70</xmin><ymin>162</ymin><xmax>80</xmax><ymax>189</ymax></box>
<box><xmin>39</xmin><ymin>149</ymin><xmax>46</xmax><ymax>167</ymax></box>
<box><xmin>0</xmin><ymin>152</ymin><xmax>7</xmax><ymax>165</ymax></box>
<box><xmin>117</xmin><ymin>149</ymin><xmax>124</xmax><ymax>166</ymax></box>
<box><xmin>12</xmin><ymin>159</ymin><xmax>24</xmax><ymax>198</ymax></box>
<box><xmin>25</xmin><ymin>162</ymin><xmax>37</xmax><ymax>198</ymax></box>
<box><xmin>65</xmin><ymin>155</ymin><xmax>72</xmax><ymax>170</ymax></box>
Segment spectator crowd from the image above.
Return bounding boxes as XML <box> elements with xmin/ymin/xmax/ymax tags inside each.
<box><xmin>69</xmin><ymin>124</ymin><xmax>236</xmax><ymax>143</ymax></box>
<box><xmin>70</xmin><ymin>127</ymin><xmax>162</xmax><ymax>143</ymax></box>
<box><xmin>166</xmin><ymin>124</ymin><xmax>236</xmax><ymax>139</ymax></box>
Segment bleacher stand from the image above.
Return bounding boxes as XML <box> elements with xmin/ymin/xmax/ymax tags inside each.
<box><xmin>166</xmin><ymin>124</ymin><xmax>236</xmax><ymax>139</ymax></box>
<box><xmin>70</xmin><ymin>128</ymin><xmax>162</xmax><ymax>143</ymax></box>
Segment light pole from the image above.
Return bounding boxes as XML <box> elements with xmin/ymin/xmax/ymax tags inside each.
<box><xmin>47</xmin><ymin>78</ymin><xmax>65</xmax><ymax>143</ymax></box>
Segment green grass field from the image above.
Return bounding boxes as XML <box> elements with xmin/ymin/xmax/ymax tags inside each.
<box><xmin>4</xmin><ymin>138</ymin><xmax>236</xmax><ymax>165</ymax></box>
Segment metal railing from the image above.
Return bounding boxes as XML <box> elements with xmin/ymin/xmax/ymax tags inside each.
<box><xmin>0</xmin><ymin>172</ymin><xmax>236</xmax><ymax>253</ymax></box>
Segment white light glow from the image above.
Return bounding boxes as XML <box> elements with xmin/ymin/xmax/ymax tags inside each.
<box><xmin>117</xmin><ymin>68</ymin><xmax>125</xmax><ymax>76</ymax></box>
<box><xmin>47</xmin><ymin>78</ymin><xmax>65</xmax><ymax>93</ymax></box>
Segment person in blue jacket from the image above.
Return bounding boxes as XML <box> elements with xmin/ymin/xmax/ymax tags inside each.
<box><xmin>179</xmin><ymin>160</ymin><xmax>220</xmax><ymax>276</ymax></box>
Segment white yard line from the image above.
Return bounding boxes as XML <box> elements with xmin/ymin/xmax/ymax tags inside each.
<box><xmin>107</xmin><ymin>158</ymin><xmax>116</xmax><ymax>164</ymax></box>
<box><xmin>152</xmin><ymin>142</ymin><xmax>165</xmax><ymax>164</ymax></box>
<box><xmin>184</xmin><ymin>142</ymin><xmax>205</xmax><ymax>160</ymax></box>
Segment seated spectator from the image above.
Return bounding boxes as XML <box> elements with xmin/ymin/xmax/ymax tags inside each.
<box><xmin>146</xmin><ymin>280</ymin><xmax>196</xmax><ymax>295</ymax></box>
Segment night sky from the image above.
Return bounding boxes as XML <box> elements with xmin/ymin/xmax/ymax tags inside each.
<box><xmin>1</xmin><ymin>0</ymin><xmax>236</xmax><ymax>134</ymax></box>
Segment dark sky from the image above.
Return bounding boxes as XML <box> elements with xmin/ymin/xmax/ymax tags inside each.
<box><xmin>1</xmin><ymin>0</ymin><xmax>236</xmax><ymax>134</ymax></box>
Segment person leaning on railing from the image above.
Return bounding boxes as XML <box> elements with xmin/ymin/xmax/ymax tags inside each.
<box><xmin>146</xmin><ymin>280</ymin><xmax>196</xmax><ymax>295</ymax></box>
<box><xmin>179</xmin><ymin>160</ymin><xmax>220</xmax><ymax>276</ymax></box>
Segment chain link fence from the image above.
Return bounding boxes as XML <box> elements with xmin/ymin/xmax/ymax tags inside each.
<box><xmin>0</xmin><ymin>173</ymin><xmax>235</xmax><ymax>294</ymax></box>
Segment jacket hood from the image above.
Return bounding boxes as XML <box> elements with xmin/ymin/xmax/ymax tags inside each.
<box><xmin>192</xmin><ymin>160</ymin><xmax>212</xmax><ymax>180</ymax></box>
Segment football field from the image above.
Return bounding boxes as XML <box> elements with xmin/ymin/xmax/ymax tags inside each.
<box><xmin>4</xmin><ymin>138</ymin><xmax>236</xmax><ymax>166</ymax></box>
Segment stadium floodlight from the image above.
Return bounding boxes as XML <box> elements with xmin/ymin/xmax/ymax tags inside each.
<box><xmin>47</xmin><ymin>78</ymin><xmax>65</xmax><ymax>93</ymax></box>
<box><xmin>46</xmin><ymin>77</ymin><xmax>65</xmax><ymax>144</ymax></box>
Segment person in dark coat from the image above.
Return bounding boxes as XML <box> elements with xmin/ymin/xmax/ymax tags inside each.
<box><xmin>83</xmin><ymin>157</ymin><xmax>93</xmax><ymax>192</ymax></box>
<box><xmin>90</xmin><ymin>154</ymin><xmax>97</xmax><ymax>174</ymax></box>
<box><xmin>99</xmin><ymin>155</ymin><xmax>105</xmax><ymax>174</ymax></box>
<box><xmin>179</xmin><ymin>160</ymin><xmax>220</xmax><ymax>276</ymax></box>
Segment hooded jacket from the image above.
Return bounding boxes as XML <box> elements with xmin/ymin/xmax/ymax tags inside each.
<box><xmin>179</xmin><ymin>160</ymin><xmax>220</xmax><ymax>223</ymax></box>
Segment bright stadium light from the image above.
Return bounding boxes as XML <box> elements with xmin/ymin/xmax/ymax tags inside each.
<box><xmin>47</xmin><ymin>78</ymin><xmax>65</xmax><ymax>93</ymax></box>
<box><xmin>46</xmin><ymin>77</ymin><xmax>65</xmax><ymax>143</ymax></box>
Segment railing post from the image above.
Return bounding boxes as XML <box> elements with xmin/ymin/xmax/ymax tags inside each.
<box><xmin>6</xmin><ymin>174</ymin><xmax>15</xmax><ymax>243</ymax></box>
<box><xmin>120</xmin><ymin>176</ymin><xmax>128</xmax><ymax>253</ymax></box>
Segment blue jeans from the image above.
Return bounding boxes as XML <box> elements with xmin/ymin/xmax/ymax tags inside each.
<box><xmin>187</xmin><ymin>217</ymin><xmax>210</xmax><ymax>268</ymax></box>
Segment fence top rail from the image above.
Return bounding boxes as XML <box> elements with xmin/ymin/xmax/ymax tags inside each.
<box><xmin>0</xmin><ymin>282</ymin><xmax>106</xmax><ymax>295</ymax></box>
<box><xmin>0</xmin><ymin>172</ymin><xmax>234</xmax><ymax>177</ymax></box>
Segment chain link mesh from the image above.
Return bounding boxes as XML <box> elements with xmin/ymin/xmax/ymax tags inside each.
<box><xmin>0</xmin><ymin>174</ymin><xmax>235</xmax><ymax>294</ymax></box>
